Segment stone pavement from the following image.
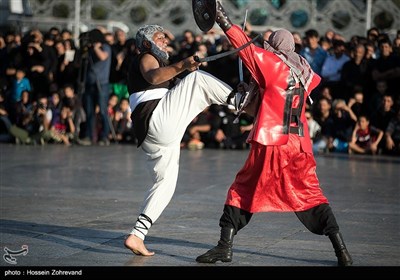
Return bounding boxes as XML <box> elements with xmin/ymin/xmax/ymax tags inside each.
<box><xmin>0</xmin><ymin>144</ymin><xmax>399</xmax><ymax>274</ymax></box>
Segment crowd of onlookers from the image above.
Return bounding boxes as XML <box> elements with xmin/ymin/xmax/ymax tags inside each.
<box><xmin>0</xmin><ymin>24</ymin><xmax>399</xmax><ymax>156</ymax></box>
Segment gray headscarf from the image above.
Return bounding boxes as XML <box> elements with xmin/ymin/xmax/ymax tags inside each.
<box><xmin>136</xmin><ymin>24</ymin><xmax>169</xmax><ymax>61</ymax></box>
<box><xmin>263</xmin><ymin>29</ymin><xmax>314</xmax><ymax>92</ymax></box>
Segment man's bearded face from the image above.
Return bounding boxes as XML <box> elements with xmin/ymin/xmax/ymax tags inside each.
<box><xmin>150</xmin><ymin>31</ymin><xmax>169</xmax><ymax>61</ymax></box>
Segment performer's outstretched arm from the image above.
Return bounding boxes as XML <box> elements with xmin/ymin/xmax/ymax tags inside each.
<box><xmin>215</xmin><ymin>1</ymin><xmax>263</xmax><ymax>87</ymax></box>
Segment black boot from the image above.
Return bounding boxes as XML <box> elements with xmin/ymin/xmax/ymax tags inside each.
<box><xmin>215</xmin><ymin>1</ymin><xmax>232</xmax><ymax>32</ymax></box>
<box><xmin>196</xmin><ymin>227</ymin><xmax>235</xmax><ymax>263</ymax></box>
<box><xmin>329</xmin><ymin>232</ymin><xmax>353</xmax><ymax>266</ymax></box>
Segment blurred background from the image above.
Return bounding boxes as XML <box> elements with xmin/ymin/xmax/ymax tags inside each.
<box><xmin>1</xmin><ymin>0</ymin><xmax>399</xmax><ymax>44</ymax></box>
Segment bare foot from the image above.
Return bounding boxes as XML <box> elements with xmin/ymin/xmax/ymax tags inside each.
<box><xmin>124</xmin><ymin>234</ymin><xmax>155</xmax><ymax>256</ymax></box>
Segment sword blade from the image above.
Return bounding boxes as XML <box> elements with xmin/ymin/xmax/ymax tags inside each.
<box><xmin>194</xmin><ymin>34</ymin><xmax>260</xmax><ymax>63</ymax></box>
<box><xmin>239</xmin><ymin>9</ymin><xmax>248</xmax><ymax>82</ymax></box>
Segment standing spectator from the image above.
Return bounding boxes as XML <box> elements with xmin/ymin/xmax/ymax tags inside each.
<box><xmin>0</xmin><ymin>34</ymin><xmax>7</xmax><ymax>76</ymax></box>
<box><xmin>371</xmin><ymin>38</ymin><xmax>400</xmax><ymax>97</ymax></box>
<box><xmin>25</xmin><ymin>29</ymin><xmax>51</xmax><ymax>99</ymax></box>
<box><xmin>365</xmin><ymin>41</ymin><xmax>377</xmax><ymax>60</ymax></box>
<box><xmin>62</xmin><ymin>84</ymin><xmax>85</xmax><ymax>141</ymax></box>
<box><xmin>54</xmin><ymin>40</ymin><xmax>78</xmax><ymax>88</ymax></box>
<box><xmin>48</xmin><ymin>27</ymin><xmax>61</xmax><ymax>42</ymax></box>
<box><xmin>341</xmin><ymin>43</ymin><xmax>369</xmax><ymax>100</ymax></box>
<box><xmin>80</xmin><ymin>29</ymin><xmax>112</xmax><ymax>146</ymax></box>
<box><xmin>109</xmin><ymin>29</ymin><xmax>129</xmax><ymax>100</ymax></box>
<box><xmin>319</xmin><ymin>37</ymin><xmax>332</xmax><ymax>53</ymax></box>
<box><xmin>262</xmin><ymin>29</ymin><xmax>273</xmax><ymax>43</ymax></box>
<box><xmin>300</xmin><ymin>29</ymin><xmax>328</xmax><ymax>75</ymax></box>
<box><xmin>42</xmin><ymin>32</ymin><xmax>58</xmax><ymax>84</ymax></box>
<box><xmin>11</xmin><ymin>68</ymin><xmax>31</xmax><ymax>103</ymax></box>
<box><xmin>366</xmin><ymin>27</ymin><xmax>380</xmax><ymax>58</ymax></box>
<box><xmin>119</xmin><ymin>38</ymin><xmax>139</xmax><ymax>85</ymax></box>
<box><xmin>209</xmin><ymin>36</ymin><xmax>240</xmax><ymax>88</ymax></box>
<box><xmin>321</xmin><ymin>40</ymin><xmax>350</xmax><ymax>100</ymax></box>
<box><xmin>176</xmin><ymin>29</ymin><xmax>199</xmax><ymax>62</ymax></box>
<box><xmin>61</xmin><ymin>29</ymin><xmax>73</xmax><ymax>41</ymax></box>
<box><xmin>292</xmin><ymin>31</ymin><xmax>303</xmax><ymax>54</ymax></box>
<box><xmin>392</xmin><ymin>30</ymin><xmax>400</xmax><ymax>57</ymax></box>
<box><xmin>3</xmin><ymin>31</ymin><xmax>24</xmax><ymax>95</ymax></box>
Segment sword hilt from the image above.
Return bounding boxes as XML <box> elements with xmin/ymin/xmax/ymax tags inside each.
<box><xmin>194</xmin><ymin>55</ymin><xmax>201</xmax><ymax>63</ymax></box>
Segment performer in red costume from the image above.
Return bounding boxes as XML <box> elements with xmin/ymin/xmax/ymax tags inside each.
<box><xmin>196</xmin><ymin>1</ymin><xmax>353</xmax><ymax>266</ymax></box>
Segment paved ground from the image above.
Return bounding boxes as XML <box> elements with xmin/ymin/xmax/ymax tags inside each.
<box><xmin>0</xmin><ymin>144</ymin><xmax>399</xmax><ymax>274</ymax></box>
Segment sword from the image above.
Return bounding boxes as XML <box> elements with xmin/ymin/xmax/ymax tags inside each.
<box><xmin>194</xmin><ymin>34</ymin><xmax>260</xmax><ymax>63</ymax></box>
<box><xmin>238</xmin><ymin>9</ymin><xmax>248</xmax><ymax>82</ymax></box>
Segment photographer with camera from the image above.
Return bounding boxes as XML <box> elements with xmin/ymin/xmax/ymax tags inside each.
<box><xmin>79</xmin><ymin>28</ymin><xmax>112</xmax><ymax>146</ymax></box>
<box><xmin>10</xmin><ymin>95</ymin><xmax>51</xmax><ymax>145</ymax></box>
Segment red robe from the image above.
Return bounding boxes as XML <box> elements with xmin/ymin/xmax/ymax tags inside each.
<box><xmin>224</xmin><ymin>26</ymin><xmax>329</xmax><ymax>212</ymax></box>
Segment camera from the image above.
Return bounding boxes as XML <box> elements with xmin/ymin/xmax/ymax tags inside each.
<box><xmin>79</xmin><ymin>29</ymin><xmax>106</xmax><ymax>49</ymax></box>
<box><xmin>79</xmin><ymin>31</ymin><xmax>93</xmax><ymax>50</ymax></box>
<box><xmin>38</xmin><ymin>102</ymin><xmax>46</xmax><ymax>110</ymax></box>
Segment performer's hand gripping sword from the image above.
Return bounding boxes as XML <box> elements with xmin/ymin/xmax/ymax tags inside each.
<box><xmin>192</xmin><ymin>0</ymin><xmax>259</xmax><ymax>63</ymax></box>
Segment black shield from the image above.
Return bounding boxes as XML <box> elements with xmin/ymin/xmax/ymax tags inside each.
<box><xmin>192</xmin><ymin>0</ymin><xmax>217</xmax><ymax>32</ymax></box>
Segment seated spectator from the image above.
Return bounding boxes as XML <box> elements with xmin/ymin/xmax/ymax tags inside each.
<box><xmin>305</xmin><ymin>109</ymin><xmax>321</xmax><ymax>143</ymax></box>
<box><xmin>10</xmin><ymin>95</ymin><xmax>52</xmax><ymax>145</ymax></box>
<box><xmin>45</xmin><ymin>105</ymin><xmax>75</xmax><ymax>146</ymax></box>
<box><xmin>383</xmin><ymin>110</ymin><xmax>400</xmax><ymax>156</ymax></box>
<box><xmin>330</xmin><ymin>99</ymin><xmax>357</xmax><ymax>153</ymax></box>
<box><xmin>368</xmin><ymin>80</ymin><xmax>389</xmax><ymax>114</ymax></box>
<box><xmin>348</xmin><ymin>88</ymin><xmax>367</xmax><ymax>118</ymax></box>
<box><xmin>311</xmin><ymin>86</ymin><xmax>332</xmax><ymax>117</ymax></box>
<box><xmin>348</xmin><ymin>115</ymin><xmax>384</xmax><ymax>155</ymax></box>
<box><xmin>237</xmin><ymin>113</ymin><xmax>254</xmax><ymax>149</ymax></box>
<box><xmin>0</xmin><ymin>91</ymin><xmax>13</xmax><ymax>142</ymax></box>
<box><xmin>206</xmin><ymin>105</ymin><xmax>251</xmax><ymax>150</ymax></box>
<box><xmin>111</xmin><ymin>98</ymin><xmax>135</xmax><ymax>144</ymax></box>
<box><xmin>107</xmin><ymin>93</ymin><xmax>119</xmax><ymax>123</ymax></box>
<box><xmin>182</xmin><ymin>108</ymin><xmax>211</xmax><ymax>150</ymax></box>
<box><xmin>48</xmin><ymin>89</ymin><xmax>62</xmax><ymax>126</ymax></box>
<box><xmin>313</xmin><ymin>97</ymin><xmax>334</xmax><ymax>153</ymax></box>
<box><xmin>370</xmin><ymin>93</ymin><xmax>396</xmax><ymax>132</ymax></box>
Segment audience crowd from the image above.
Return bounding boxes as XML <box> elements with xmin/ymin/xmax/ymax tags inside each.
<box><xmin>0</xmin><ymin>24</ymin><xmax>399</xmax><ymax>156</ymax></box>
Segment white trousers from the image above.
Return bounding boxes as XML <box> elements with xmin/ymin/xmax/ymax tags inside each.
<box><xmin>131</xmin><ymin>70</ymin><xmax>232</xmax><ymax>239</ymax></box>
